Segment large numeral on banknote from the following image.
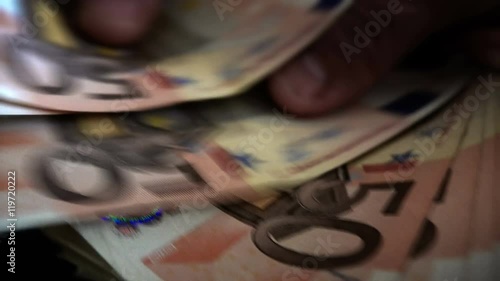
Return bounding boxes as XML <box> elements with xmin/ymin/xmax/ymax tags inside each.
<box><xmin>76</xmin><ymin>62</ymin><xmax>145</xmax><ymax>100</ymax></box>
<box><xmin>248</xmin><ymin>174</ymin><xmax>418</xmax><ymax>269</ymax></box>
<box><xmin>6</xmin><ymin>37</ymin><xmax>72</xmax><ymax>94</ymax></box>
<box><xmin>5</xmin><ymin>36</ymin><xmax>143</xmax><ymax>99</ymax></box>
<box><xmin>253</xmin><ymin>216</ymin><xmax>381</xmax><ymax>268</ymax></box>
<box><xmin>296</xmin><ymin>180</ymin><xmax>414</xmax><ymax>216</ymax></box>
<box><xmin>408</xmin><ymin>170</ymin><xmax>451</xmax><ymax>258</ymax></box>
<box><xmin>219</xmin><ymin>168</ymin><xmax>422</xmax><ymax>270</ymax></box>
<box><xmin>37</xmin><ymin>145</ymin><xmax>202</xmax><ymax>203</ymax></box>
<box><xmin>34</xmin><ymin>113</ymin><xmax>209</xmax><ymax>203</ymax></box>
<box><xmin>37</xmin><ymin>147</ymin><xmax>125</xmax><ymax>202</ymax></box>
<box><xmin>409</xmin><ymin>219</ymin><xmax>437</xmax><ymax>258</ymax></box>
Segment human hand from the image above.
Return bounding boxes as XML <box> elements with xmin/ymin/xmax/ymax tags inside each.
<box><xmin>73</xmin><ymin>0</ymin><xmax>500</xmax><ymax>116</ymax></box>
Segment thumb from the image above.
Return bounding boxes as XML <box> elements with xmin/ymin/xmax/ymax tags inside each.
<box><xmin>74</xmin><ymin>0</ymin><xmax>162</xmax><ymax>47</ymax></box>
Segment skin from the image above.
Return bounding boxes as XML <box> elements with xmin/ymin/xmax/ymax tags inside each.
<box><xmin>74</xmin><ymin>0</ymin><xmax>500</xmax><ymax>116</ymax></box>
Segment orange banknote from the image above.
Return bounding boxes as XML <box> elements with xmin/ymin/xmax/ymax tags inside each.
<box><xmin>464</xmin><ymin>77</ymin><xmax>497</xmax><ymax>281</ymax></box>
<box><xmin>74</xmin><ymin>88</ymin><xmax>473</xmax><ymax>281</ymax></box>
<box><xmin>0</xmin><ymin>70</ymin><xmax>469</xmax><ymax>230</ymax></box>
<box><xmin>0</xmin><ymin>0</ymin><xmax>353</xmax><ymax>112</ymax></box>
<box><xmin>493</xmin><ymin>88</ymin><xmax>500</xmax><ymax>281</ymax></box>
<box><xmin>403</xmin><ymin>85</ymin><xmax>487</xmax><ymax>281</ymax></box>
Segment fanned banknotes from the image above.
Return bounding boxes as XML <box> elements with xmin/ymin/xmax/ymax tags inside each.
<box><xmin>403</xmin><ymin>87</ymin><xmax>486</xmax><ymax>281</ymax></box>
<box><xmin>71</xmin><ymin>79</ymin><xmax>473</xmax><ymax>281</ymax></box>
<box><xmin>0</xmin><ymin>100</ymin><xmax>59</xmax><ymax>115</ymax></box>
<box><xmin>0</xmin><ymin>69</ymin><xmax>470</xmax><ymax>230</ymax></box>
<box><xmin>0</xmin><ymin>0</ymin><xmax>353</xmax><ymax>113</ymax></box>
<box><xmin>493</xmin><ymin>90</ymin><xmax>500</xmax><ymax>281</ymax></box>
<box><xmin>464</xmin><ymin>84</ymin><xmax>497</xmax><ymax>281</ymax></box>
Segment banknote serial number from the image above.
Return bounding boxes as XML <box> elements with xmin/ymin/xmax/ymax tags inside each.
<box><xmin>6</xmin><ymin>171</ymin><xmax>17</xmax><ymax>274</ymax></box>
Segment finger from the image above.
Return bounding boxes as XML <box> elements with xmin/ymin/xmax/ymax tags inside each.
<box><xmin>464</xmin><ymin>29</ymin><xmax>500</xmax><ymax>48</ymax></box>
<box><xmin>75</xmin><ymin>0</ymin><xmax>162</xmax><ymax>47</ymax></box>
<box><xmin>481</xmin><ymin>48</ymin><xmax>500</xmax><ymax>68</ymax></box>
<box><xmin>471</xmin><ymin>46</ymin><xmax>500</xmax><ymax>68</ymax></box>
<box><xmin>268</xmin><ymin>1</ymin><xmax>449</xmax><ymax>117</ymax></box>
<box><xmin>462</xmin><ymin>28</ymin><xmax>500</xmax><ymax>68</ymax></box>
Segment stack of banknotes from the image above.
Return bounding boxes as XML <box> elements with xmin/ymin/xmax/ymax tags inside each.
<box><xmin>0</xmin><ymin>0</ymin><xmax>499</xmax><ymax>280</ymax></box>
<box><xmin>43</xmin><ymin>80</ymin><xmax>500</xmax><ymax>281</ymax></box>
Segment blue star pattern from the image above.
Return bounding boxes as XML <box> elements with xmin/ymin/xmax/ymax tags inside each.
<box><xmin>311</xmin><ymin>128</ymin><xmax>342</xmax><ymax>141</ymax></box>
<box><xmin>391</xmin><ymin>150</ymin><xmax>418</xmax><ymax>164</ymax></box>
<box><xmin>220</xmin><ymin>67</ymin><xmax>243</xmax><ymax>81</ymax></box>
<box><xmin>293</xmin><ymin>127</ymin><xmax>342</xmax><ymax>147</ymax></box>
<box><xmin>283</xmin><ymin>148</ymin><xmax>310</xmax><ymax>163</ymax></box>
<box><xmin>231</xmin><ymin>153</ymin><xmax>264</xmax><ymax>169</ymax></box>
<box><xmin>171</xmin><ymin>76</ymin><xmax>196</xmax><ymax>86</ymax></box>
<box><xmin>246</xmin><ymin>37</ymin><xmax>278</xmax><ymax>57</ymax></box>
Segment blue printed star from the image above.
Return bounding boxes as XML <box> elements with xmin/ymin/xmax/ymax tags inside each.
<box><xmin>171</xmin><ymin>76</ymin><xmax>196</xmax><ymax>86</ymax></box>
<box><xmin>220</xmin><ymin>67</ymin><xmax>243</xmax><ymax>81</ymax></box>
<box><xmin>246</xmin><ymin>37</ymin><xmax>278</xmax><ymax>56</ymax></box>
<box><xmin>311</xmin><ymin>128</ymin><xmax>342</xmax><ymax>141</ymax></box>
<box><xmin>296</xmin><ymin>127</ymin><xmax>342</xmax><ymax>146</ymax></box>
<box><xmin>284</xmin><ymin>148</ymin><xmax>310</xmax><ymax>163</ymax></box>
<box><xmin>391</xmin><ymin>150</ymin><xmax>418</xmax><ymax>164</ymax></box>
<box><xmin>231</xmin><ymin>153</ymin><xmax>263</xmax><ymax>169</ymax></box>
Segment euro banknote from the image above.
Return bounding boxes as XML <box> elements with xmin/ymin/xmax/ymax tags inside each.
<box><xmin>0</xmin><ymin>0</ymin><xmax>353</xmax><ymax>112</ymax></box>
<box><xmin>0</xmin><ymin>100</ymin><xmax>59</xmax><ymax>115</ymax></box>
<box><xmin>493</xmin><ymin>90</ymin><xmax>500</xmax><ymax>281</ymax></box>
<box><xmin>402</xmin><ymin>88</ymin><xmax>487</xmax><ymax>281</ymax></box>
<box><xmin>72</xmin><ymin>88</ymin><xmax>472</xmax><ymax>281</ymax></box>
<box><xmin>465</xmin><ymin>83</ymin><xmax>497</xmax><ymax>281</ymax></box>
<box><xmin>0</xmin><ymin>70</ymin><xmax>469</xmax><ymax>230</ymax></box>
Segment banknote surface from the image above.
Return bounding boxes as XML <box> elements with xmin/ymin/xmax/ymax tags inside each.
<box><xmin>0</xmin><ymin>0</ymin><xmax>354</xmax><ymax>112</ymax></box>
<box><xmin>185</xmin><ymin>70</ymin><xmax>469</xmax><ymax>199</ymax></box>
<box><xmin>493</xmin><ymin>89</ymin><xmax>500</xmax><ymax>281</ymax></box>
<box><xmin>465</xmin><ymin>78</ymin><xmax>497</xmax><ymax>281</ymax></box>
<box><xmin>0</xmin><ymin>70</ymin><xmax>469</xmax><ymax>230</ymax></box>
<box><xmin>402</xmin><ymin>89</ymin><xmax>486</xmax><ymax>281</ymax></box>
<box><xmin>0</xmin><ymin>110</ymin><xmax>213</xmax><ymax>230</ymax></box>
<box><xmin>0</xmin><ymin>100</ymin><xmax>58</xmax><ymax>115</ymax></box>
<box><xmin>72</xmin><ymin>89</ymin><xmax>472</xmax><ymax>281</ymax></box>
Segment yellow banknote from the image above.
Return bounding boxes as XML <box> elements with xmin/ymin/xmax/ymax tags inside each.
<box><xmin>72</xmin><ymin>82</ymin><xmax>473</xmax><ymax>281</ymax></box>
<box><xmin>493</xmin><ymin>81</ymin><xmax>500</xmax><ymax>281</ymax></box>
<box><xmin>0</xmin><ymin>69</ymin><xmax>469</xmax><ymax>230</ymax></box>
<box><xmin>186</xmin><ymin>71</ymin><xmax>469</xmax><ymax>200</ymax></box>
<box><xmin>0</xmin><ymin>0</ymin><xmax>354</xmax><ymax>112</ymax></box>
<box><xmin>465</xmin><ymin>74</ymin><xmax>498</xmax><ymax>281</ymax></box>
<box><xmin>403</xmin><ymin>86</ymin><xmax>487</xmax><ymax>281</ymax></box>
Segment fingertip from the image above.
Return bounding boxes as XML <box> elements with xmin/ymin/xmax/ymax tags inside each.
<box><xmin>74</xmin><ymin>0</ymin><xmax>162</xmax><ymax>47</ymax></box>
<box><xmin>462</xmin><ymin>29</ymin><xmax>500</xmax><ymax>69</ymax></box>
<box><xmin>268</xmin><ymin>70</ymin><xmax>349</xmax><ymax>118</ymax></box>
<box><xmin>268</xmin><ymin>54</ymin><xmax>357</xmax><ymax>117</ymax></box>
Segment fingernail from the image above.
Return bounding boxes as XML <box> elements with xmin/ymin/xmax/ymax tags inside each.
<box><xmin>85</xmin><ymin>0</ymin><xmax>142</xmax><ymax>23</ymax></box>
<box><xmin>302</xmin><ymin>54</ymin><xmax>326</xmax><ymax>83</ymax></box>
<box><xmin>274</xmin><ymin>72</ymin><xmax>298</xmax><ymax>97</ymax></box>
<box><xmin>77</xmin><ymin>0</ymin><xmax>161</xmax><ymax>46</ymax></box>
<box><xmin>283</xmin><ymin>55</ymin><xmax>326</xmax><ymax>99</ymax></box>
